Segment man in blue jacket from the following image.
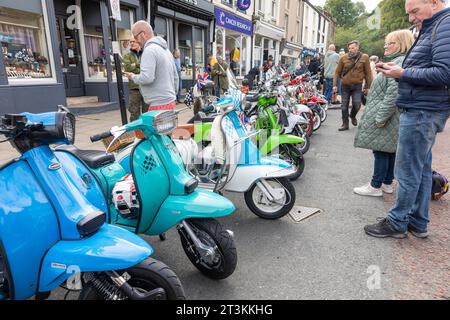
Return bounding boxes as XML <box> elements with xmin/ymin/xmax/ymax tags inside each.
<box><xmin>364</xmin><ymin>0</ymin><xmax>450</xmax><ymax>239</ymax></box>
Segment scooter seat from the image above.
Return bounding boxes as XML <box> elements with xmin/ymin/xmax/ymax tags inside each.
<box><xmin>56</xmin><ymin>145</ymin><xmax>115</xmax><ymax>169</ymax></box>
<box><xmin>246</xmin><ymin>94</ymin><xmax>260</xmax><ymax>103</ymax></box>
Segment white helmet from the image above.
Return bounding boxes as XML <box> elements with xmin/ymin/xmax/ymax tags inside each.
<box><xmin>112</xmin><ymin>174</ymin><xmax>139</xmax><ymax>219</ymax></box>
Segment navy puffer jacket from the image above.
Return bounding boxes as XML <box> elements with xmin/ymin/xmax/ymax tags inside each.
<box><xmin>397</xmin><ymin>8</ymin><xmax>450</xmax><ymax>111</ymax></box>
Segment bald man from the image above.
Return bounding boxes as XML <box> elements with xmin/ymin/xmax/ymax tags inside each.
<box><xmin>323</xmin><ymin>44</ymin><xmax>340</xmax><ymax>104</ymax></box>
<box><xmin>126</xmin><ymin>20</ymin><xmax>179</xmax><ymax>111</ymax></box>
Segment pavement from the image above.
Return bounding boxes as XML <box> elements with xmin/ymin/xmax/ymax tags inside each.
<box><xmin>0</xmin><ymin>104</ymin><xmax>448</xmax><ymax>300</ymax></box>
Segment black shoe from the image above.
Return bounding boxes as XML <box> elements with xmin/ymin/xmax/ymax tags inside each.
<box><xmin>364</xmin><ymin>218</ymin><xmax>407</xmax><ymax>239</ymax></box>
<box><xmin>407</xmin><ymin>224</ymin><xmax>429</xmax><ymax>238</ymax></box>
<box><xmin>338</xmin><ymin>124</ymin><xmax>349</xmax><ymax>131</ymax></box>
<box><xmin>351</xmin><ymin>117</ymin><xmax>358</xmax><ymax>126</ymax></box>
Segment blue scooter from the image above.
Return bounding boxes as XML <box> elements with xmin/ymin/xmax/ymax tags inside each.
<box><xmin>0</xmin><ymin>108</ymin><xmax>185</xmax><ymax>300</ymax></box>
<box><xmin>55</xmin><ymin>110</ymin><xmax>237</xmax><ymax>280</ymax></box>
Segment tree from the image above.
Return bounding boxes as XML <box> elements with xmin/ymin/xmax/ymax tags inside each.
<box><xmin>379</xmin><ymin>0</ymin><xmax>411</xmax><ymax>34</ymax></box>
<box><xmin>324</xmin><ymin>0</ymin><xmax>365</xmax><ymax>28</ymax></box>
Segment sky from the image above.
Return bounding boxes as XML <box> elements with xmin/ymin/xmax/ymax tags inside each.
<box><xmin>310</xmin><ymin>0</ymin><xmax>382</xmax><ymax>13</ymax></box>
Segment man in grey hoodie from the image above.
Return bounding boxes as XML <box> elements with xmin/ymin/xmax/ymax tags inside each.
<box><xmin>126</xmin><ymin>20</ymin><xmax>179</xmax><ymax>111</ymax></box>
<box><xmin>323</xmin><ymin>44</ymin><xmax>340</xmax><ymax>104</ymax></box>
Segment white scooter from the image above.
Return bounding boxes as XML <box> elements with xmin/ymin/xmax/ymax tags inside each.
<box><xmin>174</xmin><ymin>89</ymin><xmax>297</xmax><ymax>220</ymax></box>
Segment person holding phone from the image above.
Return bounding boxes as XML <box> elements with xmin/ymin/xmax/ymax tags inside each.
<box><xmin>364</xmin><ymin>0</ymin><xmax>450</xmax><ymax>239</ymax></box>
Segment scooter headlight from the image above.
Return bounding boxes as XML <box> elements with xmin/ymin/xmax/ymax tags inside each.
<box><xmin>62</xmin><ymin>112</ymin><xmax>76</xmax><ymax>144</ymax></box>
<box><xmin>153</xmin><ymin>111</ymin><xmax>177</xmax><ymax>135</ymax></box>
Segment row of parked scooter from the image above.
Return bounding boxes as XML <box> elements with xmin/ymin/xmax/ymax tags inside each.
<box><xmin>0</xmin><ymin>68</ymin><xmax>328</xmax><ymax>300</ymax></box>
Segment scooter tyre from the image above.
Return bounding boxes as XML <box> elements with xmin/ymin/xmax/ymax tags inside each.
<box><xmin>280</xmin><ymin>144</ymin><xmax>305</xmax><ymax>181</ymax></box>
<box><xmin>245</xmin><ymin>178</ymin><xmax>296</xmax><ymax>220</ymax></box>
<box><xmin>79</xmin><ymin>257</ymin><xmax>186</xmax><ymax>300</ymax></box>
<box><xmin>180</xmin><ymin>218</ymin><xmax>237</xmax><ymax>280</ymax></box>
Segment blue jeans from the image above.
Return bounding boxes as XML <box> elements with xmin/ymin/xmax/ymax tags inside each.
<box><xmin>371</xmin><ymin>151</ymin><xmax>396</xmax><ymax>189</ymax></box>
<box><xmin>387</xmin><ymin>108</ymin><xmax>450</xmax><ymax>232</ymax></box>
<box><xmin>325</xmin><ymin>78</ymin><xmax>333</xmax><ymax>102</ymax></box>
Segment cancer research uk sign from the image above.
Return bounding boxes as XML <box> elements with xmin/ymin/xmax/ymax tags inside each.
<box><xmin>214</xmin><ymin>8</ymin><xmax>253</xmax><ymax>37</ymax></box>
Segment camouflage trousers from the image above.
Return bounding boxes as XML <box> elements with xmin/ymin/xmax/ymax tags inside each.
<box><xmin>128</xmin><ymin>89</ymin><xmax>148</xmax><ymax>122</ymax></box>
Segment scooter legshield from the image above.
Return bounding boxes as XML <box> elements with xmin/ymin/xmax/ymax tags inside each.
<box><xmin>38</xmin><ymin>224</ymin><xmax>152</xmax><ymax>293</ymax></box>
<box><xmin>145</xmin><ymin>188</ymin><xmax>236</xmax><ymax>236</ymax></box>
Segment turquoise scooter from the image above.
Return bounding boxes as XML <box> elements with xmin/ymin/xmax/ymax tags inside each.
<box><xmin>55</xmin><ymin>110</ymin><xmax>237</xmax><ymax>280</ymax></box>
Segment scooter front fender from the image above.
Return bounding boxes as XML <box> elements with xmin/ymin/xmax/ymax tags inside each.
<box><xmin>39</xmin><ymin>224</ymin><xmax>152</xmax><ymax>293</ymax></box>
<box><xmin>260</xmin><ymin>134</ymin><xmax>304</xmax><ymax>157</ymax></box>
<box><xmin>145</xmin><ymin>188</ymin><xmax>235</xmax><ymax>236</ymax></box>
<box><xmin>225</xmin><ymin>162</ymin><xmax>296</xmax><ymax>192</ymax></box>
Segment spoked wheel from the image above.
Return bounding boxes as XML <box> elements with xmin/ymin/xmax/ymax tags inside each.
<box><xmin>79</xmin><ymin>258</ymin><xmax>186</xmax><ymax>300</ymax></box>
<box><xmin>280</xmin><ymin>144</ymin><xmax>305</xmax><ymax>181</ymax></box>
<box><xmin>319</xmin><ymin>105</ymin><xmax>327</xmax><ymax>122</ymax></box>
<box><xmin>179</xmin><ymin>218</ymin><xmax>237</xmax><ymax>280</ymax></box>
<box><xmin>301</xmin><ymin>113</ymin><xmax>314</xmax><ymax>137</ymax></box>
<box><xmin>293</xmin><ymin>125</ymin><xmax>310</xmax><ymax>155</ymax></box>
<box><xmin>244</xmin><ymin>178</ymin><xmax>296</xmax><ymax>220</ymax></box>
<box><xmin>312</xmin><ymin>110</ymin><xmax>322</xmax><ymax>131</ymax></box>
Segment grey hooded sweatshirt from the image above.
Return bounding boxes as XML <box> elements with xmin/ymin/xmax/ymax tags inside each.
<box><xmin>324</xmin><ymin>50</ymin><xmax>340</xmax><ymax>79</ymax></box>
<box><xmin>132</xmin><ymin>36</ymin><xmax>179</xmax><ymax>106</ymax></box>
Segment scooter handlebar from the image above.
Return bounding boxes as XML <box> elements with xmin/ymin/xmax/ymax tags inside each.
<box><xmin>90</xmin><ymin>130</ymin><xmax>112</xmax><ymax>142</ymax></box>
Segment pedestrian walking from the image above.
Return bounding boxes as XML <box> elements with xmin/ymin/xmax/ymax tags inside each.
<box><xmin>333</xmin><ymin>40</ymin><xmax>373</xmax><ymax>131</ymax></box>
<box><xmin>324</xmin><ymin>44</ymin><xmax>340</xmax><ymax>103</ymax></box>
<box><xmin>364</xmin><ymin>0</ymin><xmax>450</xmax><ymax>239</ymax></box>
<box><xmin>308</xmin><ymin>54</ymin><xmax>320</xmax><ymax>76</ymax></box>
<box><xmin>353</xmin><ymin>30</ymin><xmax>414</xmax><ymax>197</ymax></box>
<box><xmin>126</xmin><ymin>20</ymin><xmax>178</xmax><ymax>111</ymax></box>
<box><xmin>123</xmin><ymin>35</ymin><xmax>147</xmax><ymax>121</ymax></box>
<box><xmin>173</xmin><ymin>48</ymin><xmax>183</xmax><ymax>103</ymax></box>
<box><xmin>212</xmin><ymin>56</ymin><xmax>229</xmax><ymax>98</ymax></box>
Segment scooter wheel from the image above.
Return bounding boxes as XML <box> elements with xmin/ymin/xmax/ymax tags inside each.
<box><xmin>79</xmin><ymin>258</ymin><xmax>186</xmax><ymax>300</ymax></box>
<box><xmin>313</xmin><ymin>110</ymin><xmax>322</xmax><ymax>131</ymax></box>
<box><xmin>293</xmin><ymin>125</ymin><xmax>310</xmax><ymax>155</ymax></box>
<box><xmin>280</xmin><ymin>144</ymin><xmax>305</xmax><ymax>181</ymax></box>
<box><xmin>245</xmin><ymin>178</ymin><xmax>296</xmax><ymax>220</ymax></box>
<box><xmin>179</xmin><ymin>218</ymin><xmax>237</xmax><ymax>280</ymax></box>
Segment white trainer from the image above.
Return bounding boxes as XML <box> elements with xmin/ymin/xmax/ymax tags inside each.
<box><xmin>381</xmin><ymin>183</ymin><xmax>394</xmax><ymax>194</ymax></box>
<box><xmin>353</xmin><ymin>183</ymin><xmax>383</xmax><ymax>197</ymax></box>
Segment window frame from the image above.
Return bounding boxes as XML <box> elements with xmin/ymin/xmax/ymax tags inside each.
<box><xmin>5</xmin><ymin>0</ymin><xmax>57</xmax><ymax>86</ymax></box>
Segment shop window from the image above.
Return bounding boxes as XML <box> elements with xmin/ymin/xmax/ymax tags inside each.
<box><xmin>215</xmin><ymin>28</ymin><xmax>223</xmax><ymax>59</ymax></box>
<box><xmin>81</xmin><ymin>4</ymin><xmax>134</xmax><ymax>80</ymax></box>
<box><xmin>225</xmin><ymin>34</ymin><xmax>237</xmax><ymax>74</ymax></box>
<box><xmin>177</xmin><ymin>23</ymin><xmax>193</xmax><ymax>80</ymax></box>
<box><xmin>0</xmin><ymin>6</ymin><xmax>52</xmax><ymax>80</ymax></box>
<box><xmin>194</xmin><ymin>27</ymin><xmax>205</xmax><ymax>75</ymax></box>
<box><xmin>154</xmin><ymin>16</ymin><xmax>168</xmax><ymax>42</ymax></box>
<box><xmin>83</xmin><ymin>28</ymin><xmax>107</xmax><ymax>79</ymax></box>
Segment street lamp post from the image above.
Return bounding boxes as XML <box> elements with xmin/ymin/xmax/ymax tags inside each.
<box><xmin>107</xmin><ymin>0</ymin><xmax>128</xmax><ymax>125</ymax></box>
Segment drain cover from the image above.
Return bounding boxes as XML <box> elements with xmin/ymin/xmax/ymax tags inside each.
<box><xmin>289</xmin><ymin>206</ymin><xmax>322</xmax><ymax>223</ymax></box>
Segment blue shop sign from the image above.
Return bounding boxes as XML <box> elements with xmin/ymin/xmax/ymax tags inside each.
<box><xmin>214</xmin><ymin>7</ymin><xmax>253</xmax><ymax>36</ymax></box>
<box><xmin>302</xmin><ymin>48</ymin><xmax>318</xmax><ymax>57</ymax></box>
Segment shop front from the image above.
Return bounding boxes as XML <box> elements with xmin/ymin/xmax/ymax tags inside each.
<box><xmin>252</xmin><ymin>20</ymin><xmax>284</xmax><ymax>69</ymax></box>
<box><xmin>150</xmin><ymin>0</ymin><xmax>215</xmax><ymax>91</ymax></box>
<box><xmin>0</xmin><ymin>0</ymin><xmax>145</xmax><ymax>114</ymax></box>
<box><xmin>213</xmin><ymin>6</ymin><xmax>253</xmax><ymax>79</ymax></box>
<box><xmin>301</xmin><ymin>47</ymin><xmax>318</xmax><ymax>65</ymax></box>
<box><xmin>280</xmin><ymin>41</ymin><xmax>303</xmax><ymax>73</ymax></box>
